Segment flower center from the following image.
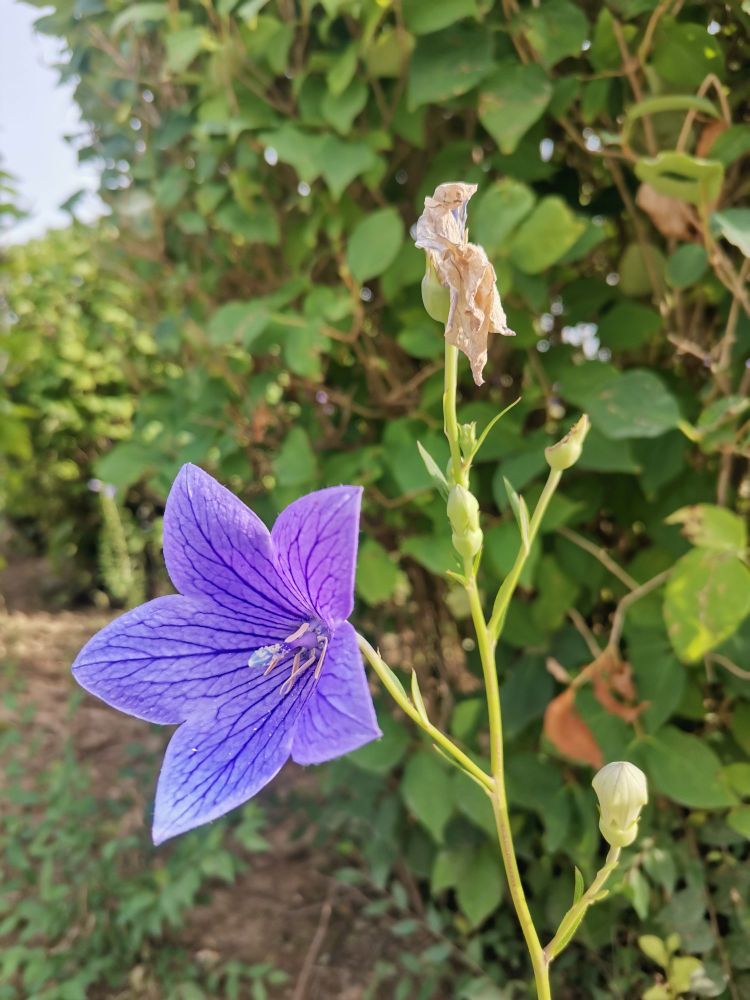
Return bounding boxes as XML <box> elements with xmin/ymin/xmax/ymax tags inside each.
<box><xmin>249</xmin><ymin>620</ymin><xmax>329</xmax><ymax>695</ymax></box>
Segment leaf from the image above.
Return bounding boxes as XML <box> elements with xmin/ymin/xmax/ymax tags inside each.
<box><xmin>509</xmin><ymin>197</ymin><xmax>585</xmax><ymax>273</ymax></box>
<box><xmin>207</xmin><ymin>300</ymin><xmax>270</xmax><ymax>346</ymax></box>
<box><xmin>520</xmin><ymin>0</ymin><xmax>588</xmax><ymax>69</ymax></box>
<box><xmin>456</xmin><ymin>846</ymin><xmax>504</xmax><ymax>927</ymax></box>
<box><xmin>665</xmin><ymin>244</ymin><xmax>708</xmax><ymax>289</ymax></box>
<box><xmin>416</xmin><ymin>441</ymin><xmax>449</xmax><ymax>497</ymax></box>
<box><xmin>707</xmin><ymin>125</ymin><xmax>750</xmax><ymax>167</ymax></box>
<box><xmin>273</xmin><ymin>427</ymin><xmax>317</xmax><ymax>487</ymax></box>
<box><xmin>666</xmin><ymin>504</ymin><xmax>747</xmax><ymax>554</ymax></box>
<box><xmin>321</xmin><ymin>78</ymin><xmax>368</xmax><ymax>134</ymax></box>
<box><xmin>642</xmin><ymin>726</ymin><xmax>738</xmax><ymax>809</ymax></box>
<box><xmin>543</xmin><ymin>688</ymin><xmax>603</xmax><ymax>768</ymax></box>
<box><xmin>727</xmin><ymin>806</ymin><xmax>750</xmax><ymax>839</ymax></box>
<box><xmin>635</xmin><ymin>153</ymin><xmax>724</xmax><ymax>207</ymax></box>
<box><xmin>401</xmin><ymin>534</ymin><xmax>459</xmax><ymax>576</ymax></box>
<box><xmin>356</xmin><ymin>539</ymin><xmax>401</xmax><ymax>605</ymax></box>
<box><xmin>401</xmin><ymin>752</ymin><xmax>454</xmax><ymax>842</ymax></box>
<box><xmin>621</xmin><ymin>94</ymin><xmax>719</xmax><ymax>147</ymax></box>
<box><xmin>597</xmin><ymin>302</ymin><xmax>661</xmax><ymax>350</ymax></box>
<box><xmin>581</xmin><ymin>370</ymin><xmax>681</xmax><ymax>440</ymax></box>
<box><xmin>711</xmin><ymin>208</ymin><xmax>750</xmax><ymax>258</ymax></box>
<box><xmin>573</xmin><ymin>867</ymin><xmax>584</xmax><ymax>905</ymax></box>
<box><xmin>346</xmin><ymin>209</ymin><xmax>404</xmax><ymax>282</ymax></box>
<box><xmin>402</xmin><ymin>0</ymin><xmax>478</xmax><ymax>35</ymax></box>
<box><xmin>639</xmin><ymin>935</ymin><xmax>669</xmax><ymax>969</ymax></box>
<box><xmin>664</xmin><ymin>549</ymin><xmax>750</xmax><ymax>662</ymax></box>
<box><xmin>350</xmin><ymin>712</ymin><xmax>409</xmax><ymax>775</ymax></box>
<box><xmin>165</xmin><ymin>27</ymin><xmax>208</xmax><ymax>74</ymax></box>
<box><xmin>408</xmin><ymin>24</ymin><xmax>495</xmax><ymax>109</ymax></box>
<box><xmin>652</xmin><ymin>19</ymin><xmax>725</xmax><ymax>89</ymax></box>
<box><xmin>112</xmin><ymin>2</ymin><xmax>168</xmax><ymax>33</ymax></box>
<box><xmin>471</xmin><ymin>179</ymin><xmax>535</xmax><ymax>255</ymax></box>
<box><xmin>478</xmin><ymin>62</ymin><xmax>553</xmax><ymax>155</ymax></box>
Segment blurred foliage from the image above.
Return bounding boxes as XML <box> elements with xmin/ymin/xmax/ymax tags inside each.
<box><xmin>2</xmin><ymin>0</ymin><xmax>750</xmax><ymax>994</ymax></box>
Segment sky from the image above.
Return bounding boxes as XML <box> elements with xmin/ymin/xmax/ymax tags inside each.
<box><xmin>0</xmin><ymin>2</ymin><xmax>102</xmax><ymax>245</ymax></box>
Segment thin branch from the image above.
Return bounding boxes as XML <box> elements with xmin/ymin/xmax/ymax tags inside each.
<box><xmin>558</xmin><ymin>527</ymin><xmax>641</xmax><ymax>591</ymax></box>
<box><xmin>291</xmin><ymin>886</ymin><xmax>335</xmax><ymax>1000</ymax></box>
<box><xmin>607</xmin><ymin>571</ymin><xmax>671</xmax><ymax>650</ymax></box>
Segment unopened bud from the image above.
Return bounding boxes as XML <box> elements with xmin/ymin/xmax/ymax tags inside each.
<box><xmin>545</xmin><ymin>414</ymin><xmax>591</xmax><ymax>471</ymax></box>
<box><xmin>447</xmin><ymin>485</ymin><xmax>483</xmax><ymax>560</ymax></box>
<box><xmin>458</xmin><ymin>422</ymin><xmax>477</xmax><ymax>459</ymax></box>
<box><xmin>592</xmin><ymin>761</ymin><xmax>648</xmax><ymax>848</ymax></box>
<box><xmin>421</xmin><ymin>254</ymin><xmax>450</xmax><ymax>324</ymax></box>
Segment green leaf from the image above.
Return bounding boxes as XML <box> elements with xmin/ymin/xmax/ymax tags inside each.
<box><xmin>711</xmin><ymin>208</ymin><xmax>750</xmax><ymax>258</ymax></box>
<box><xmin>470</xmin><ymin>179</ymin><xmax>535</xmax><ymax>254</ymax></box>
<box><xmin>273</xmin><ymin>427</ymin><xmax>317</xmax><ymax>487</ymax></box>
<box><xmin>573</xmin><ymin>867</ymin><xmax>584</xmax><ymax>905</ymax></box>
<box><xmin>112</xmin><ymin>2</ymin><xmax>168</xmax><ymax>33</ymax></box>
<box><xmin>478</xmin><ymin>62</ymin><xmax>553</xmax><ymax>155</ymax></box>
<box><xmin>321</xmin><ymin>78</ymin><xmax>368</xmax><ymax>134</ymax></box>
<box><xmin>207</xmin><ymin>300</ymin><xmax>270</xmax><ymax>346</ymax></box>
<box><xmin>597</xmin><ymin>302</ymin><xmax>661</xmax><ymax>349</ymax></box>
<box><xmin>165</xmin><ymin>27</ymin><xmax>208</xmax><ymax>73</ymax></box>
<box><xmin>665</xmin><ymin>244</ymin><xmax>708</xmax><ymax>289</ymax></box>
<box><xmin>356</xmin><ymin>538</ymin><xmax>402</xmax><ymax>605</ymax></box>
<box><xmin>666</xmin><ymin>504</ymin><xmax>747</xmax><ymax>554</ymax></box>
<box><xmin>509</xmin><ymin>197</ymin><xmax>585</xmax><ymax>273</ymax></box>
<box><xmin>642</xmin><ymin>727</ymin><xmax>738</xmax><ymax>809</ymax></box>
<box><xmin>520</xmin><ymin>0</ymin><xmax>588</xmax><ymax>69</ymax></box>
<box><xmin>664</xmin><ymin>549</ymin><xmax>750</xmax><ymax>662</ymax></box>
<box><xmin>401</xmin><ymin>752</ymin><xmax>454</xmax><ymax>841</ymax></box>
<box><xmin>346</xmin><ymin>208</ymin><xmax>404</xmax><ymax>282</ymax></box>
<box><xmin>652</xmin><ymin>19</ymin><xmax>725</xmax><ymax>89</ymax></box>
<box><xmin>456</xmin><ymin>846</ymin><xmax>504</xmax><ymax>927</ymax></box>
<box><xmin>635</xmin><ymin>152</ymin><xmax>724</xmax><ymax>207</ymax></box>
<box><xmin>408</xmin><ymin>24</ymin><xmax>495</xmax><ymax>109</ymax></box>
<box><xmin>319</xmin><ymin>137</ymin><xmax>380</xmax><ymax>199</ymax></box>
<box><xmin>401</xmin><ymin>534</ymin><xmax>459</xmax><ymax>576</ymax></box>
<box><xmin>639</xmin><ymin>935</ymin><xmax>669</xmax><ymax>969</ymax></box>
<box><xmin>707</xmin><ymin>125</ymin><xmax>750</xmax><ymax>167</ymax></box>
<box><xmin>727</xmin><ymin>806</ymin><xmax>750</xmax><ymax>839</ymax></box>
<box><xmin>402</xmin><ymin>0</ymin><xmax>478</xmax><ymax>35</ymax></box>
<box><xmin>578</xmin><ymin>370</ymin><xmax>681</xmax><ymax>440</ymax></box>
<box><xmin>621</xmin><ymin>94</ymin><xmax>719</xmax><ymax>147</ymax></box>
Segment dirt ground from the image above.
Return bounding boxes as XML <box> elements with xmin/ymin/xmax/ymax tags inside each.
<box><xmin>0</xmin><ymin>566</ymin><xmax>431</xmax><ymax>999</ymax></box>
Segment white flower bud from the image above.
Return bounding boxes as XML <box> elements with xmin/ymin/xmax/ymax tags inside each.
<box><xmin>421</xmin><ymin>254</ymin><xmax>450</xmax><ymax>324</ymax></box>
<box><xmin>545</xmin><ymin>414</ymin><xmax>591</xmax><ymax>472</ymax></box>
<box><xmin>592</xmin><ymin>761</ymin><xmax>648</xmax><ymax>848</ymax></box>
<box><xmin>447</xmin><ymin>485</ymin><xmax>483</xmax><ymax>560</ymax></box>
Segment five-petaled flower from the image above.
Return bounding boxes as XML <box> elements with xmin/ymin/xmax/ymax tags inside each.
<box><xmin>72</xmin><ymin>465</ymin><xmax>381</xmax><ymax>843</ymax></box>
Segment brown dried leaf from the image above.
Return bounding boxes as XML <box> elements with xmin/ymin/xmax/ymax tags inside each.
<box><xmin>588</xmin><ymin>647</ymin><xmax>646</xmax><ymax>724</ymax></box>
<box><xmin>636</xmin><ymin>183</ymin><xmax>696</xmax><ymax>242</ymax></box>
<box><xmin>543</xmin><ymin>688</ymin><xmax>603</xmax><ymax>769</ymax></box>
<box><xmin>415</xmin><ymin>182</ymin><xmax>514</xmax><ymax>386</ymax></box>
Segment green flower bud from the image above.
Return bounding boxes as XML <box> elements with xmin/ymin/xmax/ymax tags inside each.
<box><xmin>447</xmin><ymin>485</ymin><xmax>483</xmax><ymax>560</ymax></box>
<box><xmin>545</xmin><ymin>414</ymin><xmax>591</xmax><ymax>472</ymax></box>
<box><xmin>458</xmin><ymin>421</ymin><xmax>477</xmax><ymax>459</ymax></box>
<box><xmin>421</xmin><ymin>254</ymin><xmax>450</xmax><ymax>324</ymax></box>
<box><xmin>592</xmin><ymin>761</ymin><xmax>648</xmax><ymax>849</ymax></box>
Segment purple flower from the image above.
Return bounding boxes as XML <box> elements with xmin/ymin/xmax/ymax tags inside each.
<box><xmin>72</xmin><ymin>464</ymin><xmax>381</xmax><ymax>843</ymax></box>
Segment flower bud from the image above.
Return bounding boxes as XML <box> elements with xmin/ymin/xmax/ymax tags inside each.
<box><xmin>447</xmin><ymin>485</ymin><xmax>483</xmax><ymax>560</ymax></box>
<box><xmin>421</xmin><ymin>254</ymin><xmax>450</xmax><ymax>324</ymax></box>
<box><xmin>458</xmin><ymin>421</ymin><xmax>477</xmax><ymax>459</ymax></box>
<box><xmin>592</xmin><ymin>761</ymin><xmax>648</xmax><ymax>848</ymax></box>
<box><xmin>545</xmin><ymin>414</ymin><xmax>591</xmax><ymax>471</ymax></box>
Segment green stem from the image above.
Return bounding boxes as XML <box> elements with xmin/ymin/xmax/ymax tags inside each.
<box><xmin>544</xmin><ymin>847</ymin><xmax>621</xmax><ymax>962</ymax></box>
<box><xmin>464</xmin><ymin>563</ymin><xmax>551</xmax><ymax>1000</ymax></box>
<box><xmin>444</xmin><ymin>344</ymin><xmax>466</xmax><ymax>486</ymax></box>
<box><xmin>488</xmin><ymin>468</ymin><xmax>562</xmax><ymax>640</ymax></box>
<box><xmin>356</xmin><ymin>633</ymin><xmax>493</xmax><ymax>793</ymax></box>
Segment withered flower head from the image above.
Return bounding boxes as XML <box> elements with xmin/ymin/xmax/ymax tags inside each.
<box><xmin>415</xmin><ymin>182</ymin><xmax>514</xmax><ymax>386</ymax></box>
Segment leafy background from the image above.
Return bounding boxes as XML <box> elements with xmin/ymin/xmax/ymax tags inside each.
<box><xmin>1</xmin><ymin>0</ymin><xmax>749</xmax><ymax>997</ymax></box>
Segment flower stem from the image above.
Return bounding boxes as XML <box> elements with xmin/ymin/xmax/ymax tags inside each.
<box><xmin>464</xmin><ymin>560</ymin><xmax>552</xmax><ymax>1000</ymax></box>
<box><xmin>356</xmin><ymin>632</ymin><xmax>493</xmax><ymax>793</ymax></box>
<box><xmin>488</xmin><ymin>468</ymin><xmax>561</xmax><ymax>641</ymax></box>
<box><xmin>544</xmin><ymin>847</ymin><xmax>621</xmax><ymax>962</ymax></box>
<box><xmin>444</xmin><ymin>344</ymin><xmax>466</xmax><ymax>486</ymax></box>
<box><xmin>441</xmin><ymin>344</ymin><xmax>550</xmax><ymax>998</ymax></box>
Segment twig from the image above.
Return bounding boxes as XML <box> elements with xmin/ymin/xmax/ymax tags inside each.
<box><xmin>292</xmin><ymin>885</ymin><xmax>335</xmax><ymax>1000</ymax></box>
<box><xmin>707</xmin><ymin>652</ymin><xmax>750</xmax><ymax>681</ymax></box>
<box><xmin>567</xmin><ymin>608</ymin><xmax>602</xmax><ymax>659</ymax></box>
<box><xmin>558</xmin><ymin>527</ymin><xmax>640</xmax><ymax>591</ymax></box>
<box><xmin>607</xmin><ymin>571</ymin><xmax>671</xmax><ymax>650</ymax></box>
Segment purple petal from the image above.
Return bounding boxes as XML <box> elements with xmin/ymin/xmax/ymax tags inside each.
<box><xmin>291</xmin><ymin>622</ymin><xmax>381</xmax><ymax>765</ymax></box>
<box><xmin>272</xmin><ymin>485</ymin><xmax>362</xmax><ymax>624</ymax></box>
<box><xmin>152</xmin><ymin>655</ymin><xmax>316</xmax><ymax>843</ymax></box>
<box><xmin>163</xmin><ymin>464</ymin><xmax>307</xmax><ymax>643</ymax></box>
<box><xmin>72</xmin><ymin>595</ymin><xmax>262</xmax><ymax>724</ymax></box>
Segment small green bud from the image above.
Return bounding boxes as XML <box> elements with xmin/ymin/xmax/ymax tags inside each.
<box><xmin>458</xmin><ymin>421</ymin><xmax>477</xmax><ymax>460</ymax></box>
<box><xmin>447</xmin><ymin>485</ymin><xmax>483</xmax><ymax>560</ymax></box>
<box><xmin>592</xmin><ymin>761</ymin><xmax>648</xmax><ymax>848</ymax></box>
<box><xmin>421</xmin><ymin>254</ymin><xmax>450</xmax><ymax>324</ymax></box>
<box><xmin>545</xmin><ymin>414</ymin><xmax>591</xmax><ymax>471</ymax></box>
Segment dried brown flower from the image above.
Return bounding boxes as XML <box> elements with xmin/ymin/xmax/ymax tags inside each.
<box><xmin>415</xmin><ymin>182</ymin><xmax>514</xmax><ymax>385</ymax></box>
